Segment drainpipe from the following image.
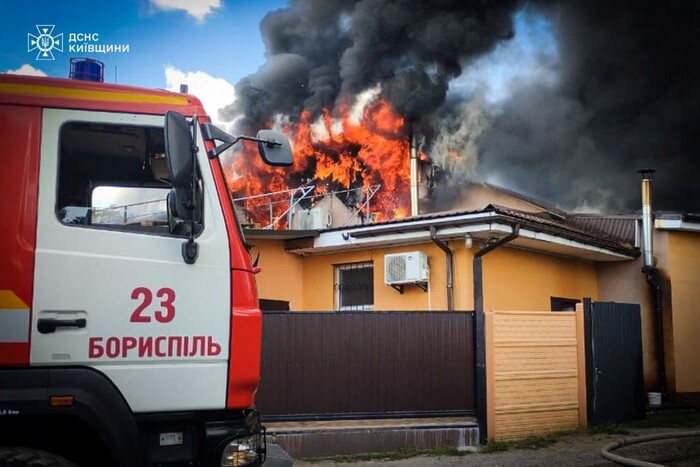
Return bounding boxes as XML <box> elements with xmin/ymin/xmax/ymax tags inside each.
<box><xmin>430</xmin><ymin>226</ymin><xmax>453</xmax><ymax>311</ymax></box>
<box><xmin>473</xmin><ymin>224</ymin><xmax>520</xmax><ymax>444</ymax></box>
<box><xmin>638</xmin><ymin>169</ymin><xmax>666</xmax><ymax>396</ymax></box>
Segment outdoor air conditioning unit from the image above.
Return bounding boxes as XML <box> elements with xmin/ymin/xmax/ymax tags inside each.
<box><xmin>384</xmin><ymin>251</ymin><xmax>429</xmax><ymax>285</ymax></box>
<box><xmin>297</xmin><ymin>207</ymin><xmax>332</xmax><ymax>230</ymax></box>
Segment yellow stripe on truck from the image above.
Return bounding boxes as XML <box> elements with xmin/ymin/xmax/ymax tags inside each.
<box><xmin>0</xmin><ymin>83</ymin><xmax>189</xmax><ymax>106</ymax></box>
<box><xmin>0</xmin><ymin>289</ymin><xmax>28</xmax><ymax>309</ymax></box>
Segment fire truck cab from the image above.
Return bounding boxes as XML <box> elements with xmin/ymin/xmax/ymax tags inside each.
<box><xmin>0</xmin><ymin>74</ymin><xmax>292</xmax><ymax>467</ymax></box>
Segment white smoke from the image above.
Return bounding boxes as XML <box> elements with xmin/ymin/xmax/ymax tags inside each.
<box><xmin>429</xmin><ymin>91</ymin><xmax>494</xmax><ymax>180</ymax></box>
<box><xmin>349</xmin><ymin>84</ymin><xmax>382</xmax><ymax>126</ymax></box>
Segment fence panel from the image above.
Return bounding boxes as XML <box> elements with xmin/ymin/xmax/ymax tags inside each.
<box><xmin>258</xmin><ymin>311</ymin><xmax>475</xmax><ymax>420</ymax></box>
<box><xmin>486</xmin><ymin>311</ymin><xmax>587</xmax><ymax>441</ymax></box>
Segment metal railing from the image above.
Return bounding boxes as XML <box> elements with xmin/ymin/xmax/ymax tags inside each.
<box><xmin>233</xmin><ymin>184</ymin><xmax>381</xmax><ymax>229</ymax></box>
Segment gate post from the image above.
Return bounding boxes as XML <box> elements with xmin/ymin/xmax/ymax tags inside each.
<box><xmin>484</xmin><ymin>311</ymin><xmax>495</xmax><ymax>441</ymax></box>
<box><xmin>583</xmin><ymin>297</ymin><xmax>594</xmax><ymax>424</ymax></box>
<box><xmin>576</xmin><ymin>303</ymin><xmax>588</xmax><ymax>428</ymax></box>
<box><xmin>474</xmin><ymin>257</ymin><xmax>487</xmax><ymax>444</ymax></box>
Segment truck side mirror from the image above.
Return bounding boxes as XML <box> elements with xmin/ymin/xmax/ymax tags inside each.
<box><xmin>256</xmin><ymin>130</ymin><xmax>293</xmax><ymax>167</ymax></box>
<box><xmin>164</xmin><ymin>111</ymin><xmax>195</xmax><ymax>188</ymax></box>
<box><xmin>201</xmin><ymin>123</ymin><xmax>294</xmax><ymax>167</ymax></box>
<box><xmin>164</xmin><ymin>110</ymin><xmax>200</xmax><ymax>264</ymax></box>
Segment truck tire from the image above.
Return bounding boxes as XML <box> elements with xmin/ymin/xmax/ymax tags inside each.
<box><xmin>0</xmin><ymin>448</ymin><xmax>78</xmax><ymax>467</ymax></box>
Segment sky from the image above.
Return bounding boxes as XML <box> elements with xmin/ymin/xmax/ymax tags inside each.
<box><xmin>1</xmin><ymin>0</ymin><xmax>287</xmax><ymax>124</ymax></box>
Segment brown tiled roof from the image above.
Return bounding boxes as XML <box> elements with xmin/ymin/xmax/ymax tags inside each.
<box><xmin>328</xmin><ymin>205</ymin><xmax>639</xmax><ymax>257</ymax></box>
<box><xmin>242</xmin><ymin>185</ymin><xmax>646</xmax><ymax>256</ymax></box>
<box><xmin>486</xmin><ymin>206</ymin><xmax>638</xmax><ymax>255</ymax></box>
<box><xmin>567</xmin><ymin>215</ymin><xmax>638</xmax><ymax>246</ymax></box>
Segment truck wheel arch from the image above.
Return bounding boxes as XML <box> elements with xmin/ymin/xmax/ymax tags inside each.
<box><xmin>0</xmin><ymin>447</ymin><xmax>78</xmax><ymax>467</ymax></box>
<box><xmin>0</xmin><ymin>368</ymin><xmax>147</xmax><ymax>467</ymax></box>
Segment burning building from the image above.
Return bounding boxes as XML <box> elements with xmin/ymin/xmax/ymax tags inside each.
<box><xmin>229</xmin><ymin>91</ymin><xmax>420</xmax><ymax>228</ymax></box>
<box><xmin>204</xmin><ymin>0</ymin><xmax>700</xmax><ymax>449</ymax></box>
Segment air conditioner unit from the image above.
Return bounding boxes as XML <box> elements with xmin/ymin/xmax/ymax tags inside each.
<box><xmin>384</xmin><ymin>251</ymin><xmax>429</xmax><ymax>285</ymax></box>
<box><xmin>297</xmin><ymin>207</ymin><xmax>332</xmax><ymax>230</ymax></box>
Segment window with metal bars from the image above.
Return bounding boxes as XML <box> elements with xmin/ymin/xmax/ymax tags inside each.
<box><xmin>334</xmin><ymin>261</ymin><xmax>374</xmax><ymax>311</ymax></box>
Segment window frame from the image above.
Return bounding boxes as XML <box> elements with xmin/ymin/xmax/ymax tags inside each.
<box><xmin>334</xmin><ymin>261</ymin><xmax>375</xmax><ymax>312</ymax></box>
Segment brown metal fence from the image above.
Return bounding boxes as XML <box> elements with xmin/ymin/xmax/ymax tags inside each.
<box><xmin>257</xmin><ymin>311</ymin><xmax>475</xmax><ymax>420</ymax></box>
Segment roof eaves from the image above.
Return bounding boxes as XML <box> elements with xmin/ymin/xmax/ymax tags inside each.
<box><xmin>243</xmin><ymin>228</ymin><xmax>319</xmax><ymax>240</ymax></box>
<box><xmin>490</xmin><ymin>207</ymin><xmax>638</xmax><ymax>256</ymax></box>
<box><xmin>314</xmin><ymin>207</ymin><xmax>637</xmax><ymax>258</ymax></box>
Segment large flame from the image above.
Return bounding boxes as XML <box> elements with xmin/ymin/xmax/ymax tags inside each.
<box><xmin>228</xmin><ymin>94</ymin><xmax>422</xmax><ymax>227</ymax></box>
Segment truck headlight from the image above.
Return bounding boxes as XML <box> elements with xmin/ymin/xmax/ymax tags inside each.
<box><xmin>220</xmin><ymin>435</ymin><xmax>260</xmax><ymax>466</ymax></box>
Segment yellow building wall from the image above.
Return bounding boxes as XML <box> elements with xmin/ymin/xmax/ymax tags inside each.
<box><xmin>252</xmin><ymin>239</ymin><xmax>304</xmax><ymax>310</ymax></box>
<box><xmin>253</xmin><ymin>238</ymin><xmax>599</xmax><ymax>313</ymax></box>
<box><xmin>667</xmin><ymin>231</ymin><xmax>700</xmax><ymax>393</ymax></box>
<box><xmin>301</xmin><ymin>250</ymin><xmax>365</xmax><ymax>311</ymax></box>
<box><xmin>482</xmin><ymin>247</ymin><xmax>599</xmax><ymax>311</ymax></box>
<box><xmin>301</xmin><ymin>242</ymin><xmax>473</xmax><ymax>311</ymax></box>
<box><xmin>652</xmin><ymin>231</ymin><xmax>677</xmax><ymax>395</ymax></box>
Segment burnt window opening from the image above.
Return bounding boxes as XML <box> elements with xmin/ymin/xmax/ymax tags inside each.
<box><xmin>335</xmin><ymin>261</ymin><xmax>374</xmax><ymax>311</ymax></box>
<box><xmin>551</xmin><ymin>296</ymin><xmax>581</xmax><ymax>312</ymax></box>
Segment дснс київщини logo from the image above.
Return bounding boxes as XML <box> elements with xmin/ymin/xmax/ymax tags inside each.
<box><xmin>27</xmin><ymin>27</ymin><xmax>129</xmax><ymax>58</ymax></box>
<box><xmin>28</xmin><ymin>25</ymin><xmax>63</xmax><ymax>60</ymax></box>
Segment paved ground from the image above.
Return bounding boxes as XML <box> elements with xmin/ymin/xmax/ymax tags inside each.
<box><xmin>294</xmin><ymin>413</ymin><xmax>700</xmax><ymax>466</ymax></box>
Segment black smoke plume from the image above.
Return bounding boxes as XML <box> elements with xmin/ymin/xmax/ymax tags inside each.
<box><xmin>480</xmin><ymin>1</ymin><xmax>700</xmax><ymax>212</ymax></box>
<box><xmin>225</xmin><ymin>0</ymin><xmax>700</xmax><ymax>213</ymax></box>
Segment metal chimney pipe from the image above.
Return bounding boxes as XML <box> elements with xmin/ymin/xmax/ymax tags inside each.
<box><xmin>639</xmin><ymin>168</ymin><xmax>666</xmax><ymax>395</ymax></box>
<box><xmin>639</xmin><ymin>169</ymin><xmax>656</xmax><ymax>267</ymax></box>
<box><xmin>409</xmin><ymin>130</ymin><xmax>419</xmax><ymax>217</ymax></box>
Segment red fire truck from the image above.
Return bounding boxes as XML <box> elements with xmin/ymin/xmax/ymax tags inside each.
<box><xmin>0</xmin><ymin>73</ymin><xmax>292</xmax><ymax>466</ymax></box>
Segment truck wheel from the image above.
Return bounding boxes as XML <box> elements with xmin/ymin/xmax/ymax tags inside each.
<box><xmin>0</xmin><ymin>448</ymin><xmax>78</xmax><ymax>467</ymax></box>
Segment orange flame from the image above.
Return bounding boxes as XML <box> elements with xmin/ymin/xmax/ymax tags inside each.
<box><xmin>228</xmin><ymin>97</ymin><xmax>419</xmax><ymax>227</ymax></box>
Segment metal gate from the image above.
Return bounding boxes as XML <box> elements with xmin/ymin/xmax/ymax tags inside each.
<box><xmin>257</xmin><ymin>311</ymin><xmax>475</xmax><ymax>420</ymax></box>
<box><xmin>583</xmin><ymin>299</ymin><xmax>645</xmax><ymax>424</ymax></box>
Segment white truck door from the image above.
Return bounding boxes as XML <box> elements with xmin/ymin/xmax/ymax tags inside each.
<box><xmin>31</xmin><ymin>109</ymin><xmax>231</xmax><ymax>413</ymax></box>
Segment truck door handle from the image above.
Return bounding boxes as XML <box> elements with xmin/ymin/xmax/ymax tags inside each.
<box><xmin>37</xmin><ymin>318</ymin><xmax>87</xmax><ymax>334</ymax></box>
